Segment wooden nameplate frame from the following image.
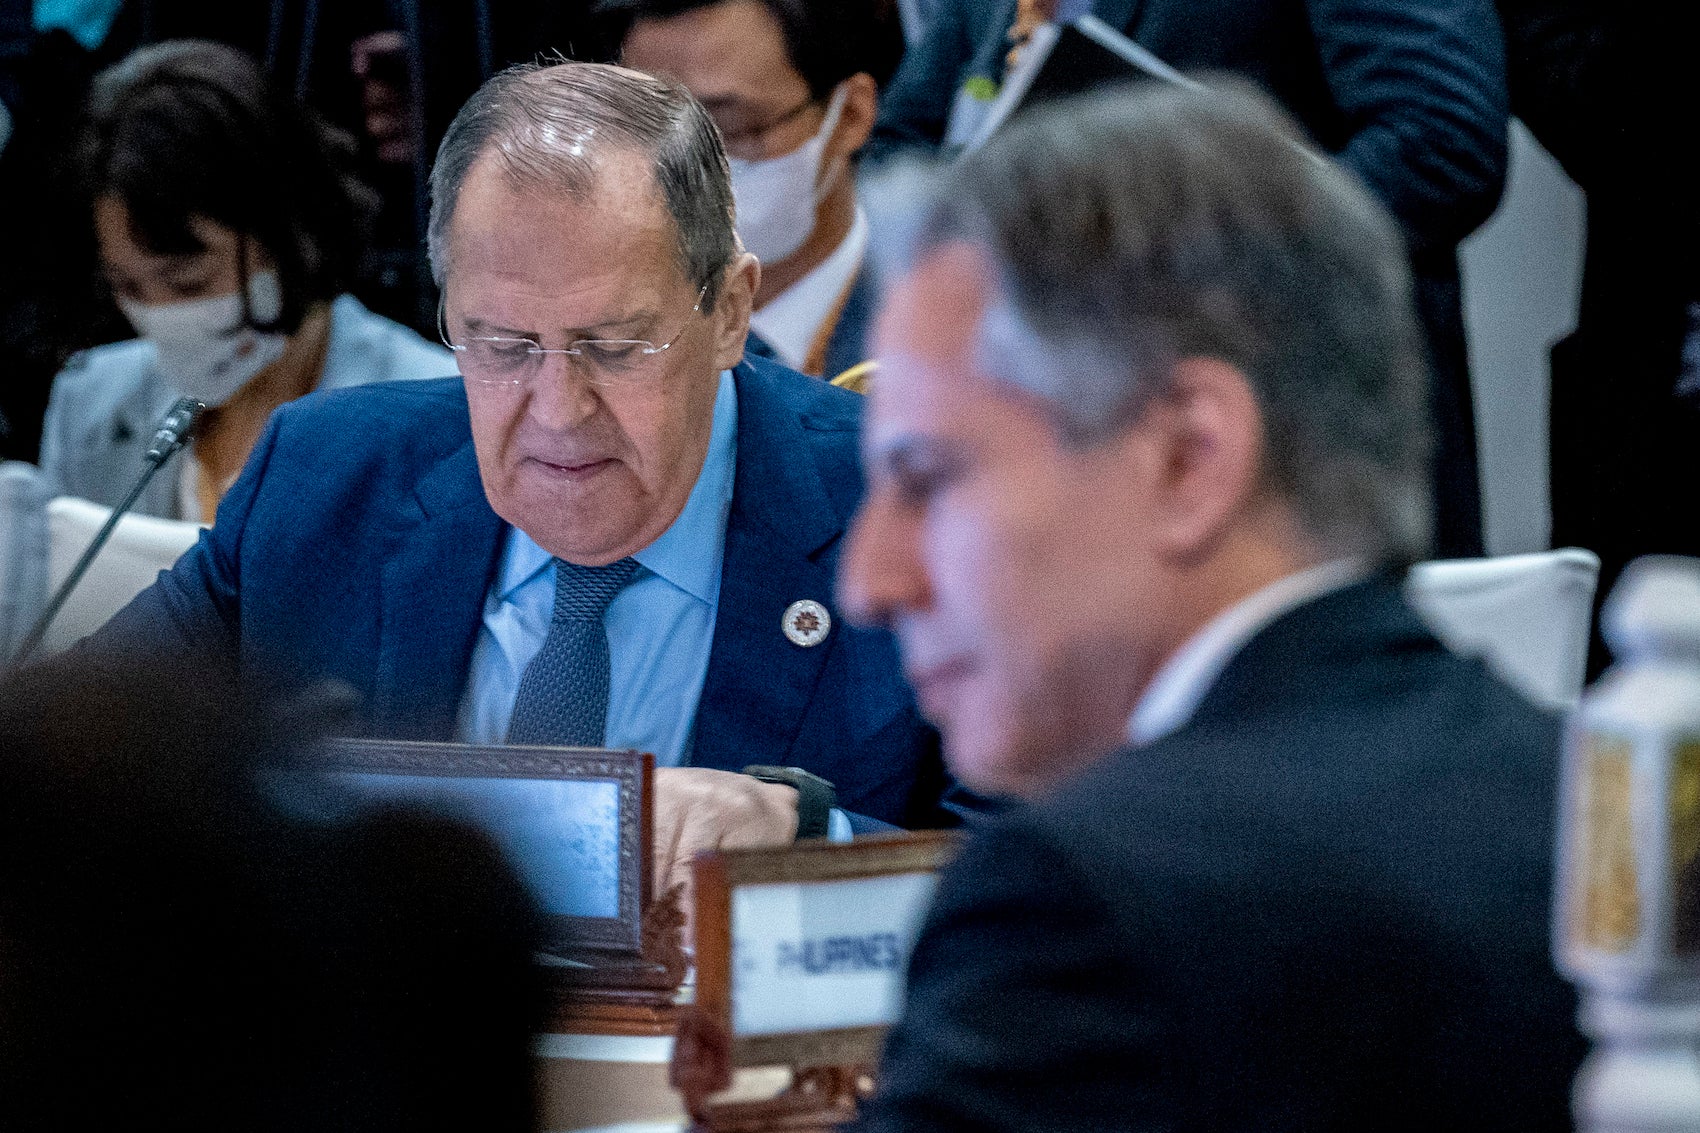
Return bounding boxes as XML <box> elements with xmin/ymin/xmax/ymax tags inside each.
<box><xmin>672</xmin><ymin>831</ymin><xmax>959</xmax><ymax>1131</ymax></box>
<box><xmin>316</xmin><ymin>739</ymin><xmax>685</xmax><ymax>1034</ymax></box>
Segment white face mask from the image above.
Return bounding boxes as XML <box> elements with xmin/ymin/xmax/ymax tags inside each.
<box><xmin>728</xmin><ymin>84</ymin><xmax>848</xmax><ymax>265</ymax></box>
<box><xmin>118</xmin><ymin>270</ymin><xmax>290</xmax><ymax>406</ymax></box>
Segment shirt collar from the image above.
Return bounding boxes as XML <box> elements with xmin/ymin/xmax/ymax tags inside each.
<box><xmin>747</xmin><ymin>207</ymin><xmax>869</xmax><ymax>372</ymax></box>
<box><xmin>496</xmin><ymin>368</ymin><xmax>739</xmax><ymax>605</ymax></box>
<box><xmin>1127</xmin><ymin>558</ymin><xmax>1368</xmax><ymax>747</ymax></box>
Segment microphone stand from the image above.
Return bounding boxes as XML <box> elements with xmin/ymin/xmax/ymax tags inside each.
<box><xmin>8</xmin><ymin>397</ymin><xmax>204</xmax><ymax>667</ymax></box>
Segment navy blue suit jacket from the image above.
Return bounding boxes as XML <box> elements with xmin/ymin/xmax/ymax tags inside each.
<box><xmin>93</xmin><ymin>358</ymin><xmax>962</xmax><ymax>829</ymax></box>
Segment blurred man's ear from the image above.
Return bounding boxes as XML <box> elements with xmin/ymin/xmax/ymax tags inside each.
<box><xmin>1127</xmin><ymin>357</ymin><xmax>1268</xmax><ymax>563</ymax></box>
<box><xmin>711</xmin><ymin>252</ymin><xmax>762</xmax><ymax>371</ymax></box>
<box><xmin>825</xmin><ymin>72</ymin><xmax>880</xmax><ymax>164</ymax></box>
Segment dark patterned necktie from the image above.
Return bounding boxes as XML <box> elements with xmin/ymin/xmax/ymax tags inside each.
<box><xmin>506</xmin><ymin>556</ymin><xmax>640</xmax><ymax>746</ymax></box>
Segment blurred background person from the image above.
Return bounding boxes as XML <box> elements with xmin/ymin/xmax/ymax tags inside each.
<box><xmin>867</xmin><ymin>0</ymin><xmax>1509</xmax><ymax>558</ymax></box>
<box><xmin>604</xmin><ymin>0</ymin><xmax>904</xmax><ymax>379</ymax></box>
<box><xmin>37</xmin><ymin>39</ymin><xmax>450</xmax><ymax>523</ymax></box>
<box><xmin>0</xmin><ymin>655</ymin><xmax>546</xmax><ymax>1132</ymax></box>
<box><xmin>0</xmin><ymin>0</ymin><xmax>126</xmax><ymax>464</ymax></box>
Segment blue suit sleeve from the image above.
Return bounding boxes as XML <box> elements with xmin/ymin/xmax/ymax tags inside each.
<box><xmin>1309</xmin><ymin>0</ymin><xmax>1509</xmax><ymax>254</ymax></box>
<box><xmin>86</xmin><ymin>410</ymin><xmax>285</xmax><ymax>667</ymax></box>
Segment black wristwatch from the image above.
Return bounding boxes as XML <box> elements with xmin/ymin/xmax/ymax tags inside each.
<box><xmin>742</xmin><ymin>765</ymin><xmax>838</xmax><ymax>841</ymax></box>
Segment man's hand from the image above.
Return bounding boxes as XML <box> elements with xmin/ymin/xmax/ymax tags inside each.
<box><xmin>654</xmin><ymin>767</ymin><xmax>798</xmax><ymax>941</ymax></box>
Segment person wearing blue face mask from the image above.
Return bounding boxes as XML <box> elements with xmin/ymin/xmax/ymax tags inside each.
<box><xmin>39</xmin><ymin>39</ymin><xmax>452</xmax><ymax>523</ymax></box>
<box><xmin>605</xmin><ymin>0</ymin><xmax>902</xmax><ymax>381</ymax></box>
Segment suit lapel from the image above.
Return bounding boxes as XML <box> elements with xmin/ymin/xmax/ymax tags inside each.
<box><xmin>692</xmin><ymin>362</ymin><xmax>847</xmax><ymax>771</ymax></box>
<box><xmin>371</xmin><ymin>437</ymin><xmax>506</xmax><ymax>739</ymax></box>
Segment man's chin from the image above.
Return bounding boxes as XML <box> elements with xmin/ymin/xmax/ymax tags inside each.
<box><xmin>942</xmin><ymin>727</ymin><xmax>1041</xmax><ymax>801</ymax></box>
<box><xmin>944</xmin><ymin>715</ymin><xmax>1109</xmax><ymax>800</ymax></box>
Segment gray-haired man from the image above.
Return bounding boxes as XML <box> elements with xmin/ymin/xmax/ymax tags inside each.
<box><xmin>87</xmin><ymin>61</ymin><xmax>968</xmax><ymax>907</ymax></box>
<box><xmin>842</xmin><ymin>82</ymin><xmax>1582</xmax><ymax>1131</ymax></box>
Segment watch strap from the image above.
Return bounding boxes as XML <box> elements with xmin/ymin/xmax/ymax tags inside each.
<box><xmin>742</xmin><ymin>764</ymin><xmax>837</xmax><ymax>841</ymax></box>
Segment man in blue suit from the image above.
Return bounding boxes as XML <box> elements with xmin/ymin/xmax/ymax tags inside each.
<box><xmin>90</xmin><ymin>60</ymin><xmax>963</xmax><ymax>895</ymax></box>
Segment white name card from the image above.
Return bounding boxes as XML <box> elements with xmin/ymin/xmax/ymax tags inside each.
<box><xmin>729</xmin><ymin>870</ymin><xmax>940</xmax><ymax>1036</ymax></box>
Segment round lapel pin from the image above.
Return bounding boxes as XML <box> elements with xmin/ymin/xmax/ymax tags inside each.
<box><xmin>782</xmin><ymin>599</ymin><xmax>832</xmax><ymax>647</ymax></box>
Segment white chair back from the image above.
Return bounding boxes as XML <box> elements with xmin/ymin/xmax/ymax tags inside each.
<box><xmin>0</xmin><ymin>461</ymin><xmax>51</xmax><ymax>662</ymax></box>
<box><xmin>1406</xmin><ymin>548</ymin><xmax>1600</xmax><ymax>710</ymax></box>
<box><xmin>39</xmin><ymin>496</ymin><xmax>203</xmax><ymax>655</ymax></box>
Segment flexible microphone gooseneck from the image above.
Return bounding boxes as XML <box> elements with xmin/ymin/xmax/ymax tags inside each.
<box><xmin>9</xmin><ymin>397</ymin><xmax>205</xmax><ymax>666</ymax></box>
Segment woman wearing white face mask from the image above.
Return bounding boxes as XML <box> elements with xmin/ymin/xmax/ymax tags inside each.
<box><xmin>39</xmin><ymin>40</ymin><xmax>453</xmax><ymax>523</ymax></box>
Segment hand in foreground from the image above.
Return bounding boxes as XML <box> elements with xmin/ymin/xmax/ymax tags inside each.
<box><xmin>654</xmin><ymin>767</ymin><xmax>798</xmax><ymax>942</ymax></box>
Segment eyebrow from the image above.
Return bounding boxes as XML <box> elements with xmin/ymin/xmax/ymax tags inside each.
<box><xmin>695</xmin><ymin>93</ymin><xmax>754</xmax><ymax>115</ymax></box>
<box><xmin>866</xmin><ymin>433</ymin><xmax>962</xmax><ymax>480</ymax></box>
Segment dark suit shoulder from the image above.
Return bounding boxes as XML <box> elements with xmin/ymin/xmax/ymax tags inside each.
<box><xmin>738</xmin><ymin>353</ymin><xmax>864</xmax><ymax>432</ymax></box>
<box><xmin>732</xmin><ymin>356</ymin><xmax>867</xmax><ymax>522</ymax></box>
<box><xmin>1033</xmin><ymin>584</ymin><xmax>1564</xmax><ymax>884</ymax></box>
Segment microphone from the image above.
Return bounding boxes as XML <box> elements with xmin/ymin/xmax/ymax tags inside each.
<box><xmin>145</xmin><ymin>397</ymin><xmax>204</xmax><ymax>464</ymax></box>
<box><xmin>9</xmin><ymin>398</ymin><xmax>205</xmax><ymax>666</ymax></box>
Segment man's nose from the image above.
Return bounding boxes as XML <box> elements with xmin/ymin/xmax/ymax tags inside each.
<box><xmin>524</xmin><ymin>352</ymin><xmax>602</xmax><ymax>430</ymax></box>
<box><xmin>839</xmin><ymin>495</ymin><xmax>929</xmax><ymax>630</ymax></box>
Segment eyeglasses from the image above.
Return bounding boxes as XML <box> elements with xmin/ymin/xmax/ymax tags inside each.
<box><xmin>439</xmin><ymin>285</ymin><xmax>708</xmax><ymax>387</ymax></box>
<box><xmin>715</xmin><ymin>96</ymin><xmax>817</xmax><ymax>160</ymax></box>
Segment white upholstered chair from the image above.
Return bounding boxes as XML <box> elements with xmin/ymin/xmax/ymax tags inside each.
<box><xmin>36</xmin><ymin>496</ymin><xmax>203</xmax><ymax>655</ymax></box>
<box><xmin>1406</xmin><ymin>547</ymin><xmax>1601</xmax><ymax>710</ymax></box>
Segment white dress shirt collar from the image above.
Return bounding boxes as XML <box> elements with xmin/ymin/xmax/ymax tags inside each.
<box><xmin>747</xmin><ymin>207</ymin><xmax>868</xmax><ymax>373</ymax></box>
<box><xmin>1127</xmin><ymin>559</ymin><xmax>1368</xmax><ymax>747</ymax></box>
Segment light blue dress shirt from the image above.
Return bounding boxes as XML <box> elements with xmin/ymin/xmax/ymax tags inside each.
<box><xmin>456</xmin><ymin>369</ymin><xmax>853</xmax><ymax>841</ymax></box>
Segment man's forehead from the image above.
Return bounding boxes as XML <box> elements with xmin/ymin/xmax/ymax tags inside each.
<box><xmin>624</xmin><ymin>0</ymin><xmax>801</xmax><ymax>102</ymax></box>
<box><xmin>458</xmin><ymin>145</ymin><xmax>667</xmax><ymax>223</ymax></box>
<box><xmin>867</xmin><ymin>244</ymin><xmax>1054</xmax><ymax>450</ymax></box>
<box><xmin>873</xmin><ymin>242</ymin><xmax>996</xmax><ymax>368</ymax></box>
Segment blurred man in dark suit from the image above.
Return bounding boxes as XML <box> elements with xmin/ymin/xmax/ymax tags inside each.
<box><xmin>842</xmin><ymin>82</ymin><xmax>1582</xmax><ymax>1132</ymax></box>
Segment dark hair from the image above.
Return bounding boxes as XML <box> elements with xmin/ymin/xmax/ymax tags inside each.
<box><xmin>596</xmin><ymin>0</ymin><xmax>906</xmax><ymax>94</ymax></box>
<box><xmin>81</xmin><ymin>40</ymin><xmax>375</xmax><ymax>334</ymax></box>
<box><xmin>429</xmin><ymin>61</ymin><xmax>736</xmax><ymax>308</ymax></box>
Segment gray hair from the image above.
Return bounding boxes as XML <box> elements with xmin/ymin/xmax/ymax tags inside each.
<box><xmin>873</xmin><ymin>79</ymin><xmax>1433</xmax><ymax>561</ymax></box>
<box><xmin>427</xmin><ymin>61</ymin><xmax>736</xmax><ymax>308</ymax></box>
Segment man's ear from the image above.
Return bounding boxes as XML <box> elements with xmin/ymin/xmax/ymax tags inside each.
<box><xmin>826</xmin><ymin>72</ymin><xmax>880</xmax><ymax>163</ymax></box>
<box><xmin>1134</xmin><ymin>356</ymin><xmax>1267</xmax><ymax>563</ymax></box>
<box><xmin>710</xmin><ymin>251</ymin><xmax>761</xmax><ymax>372</ymax></box>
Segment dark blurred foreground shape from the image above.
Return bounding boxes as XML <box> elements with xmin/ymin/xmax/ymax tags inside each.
<box><xmin>0</xmin><ymin>656</ymin><xmax>547</xmax><ymax>1132</ymax></box>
